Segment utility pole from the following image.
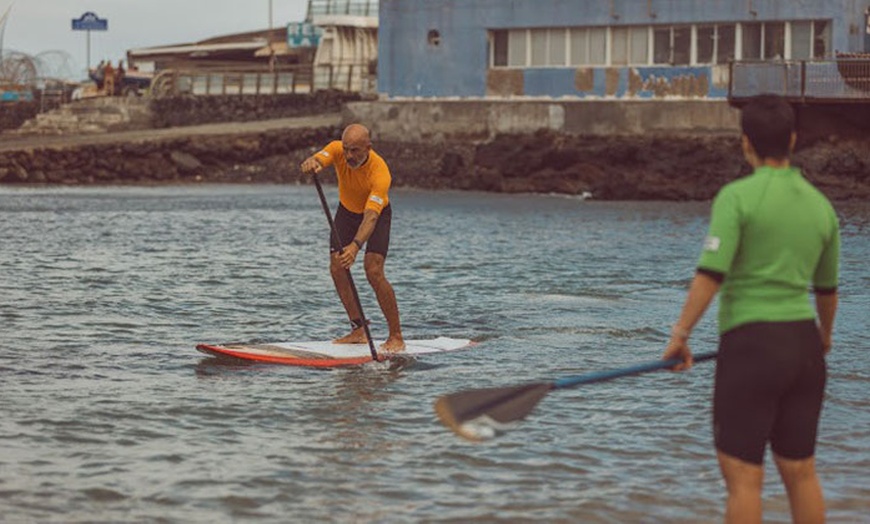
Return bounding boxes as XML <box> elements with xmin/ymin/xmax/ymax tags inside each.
<box><xmin>268</xmin><ymin>0</ymin><xmax>275</xmax><ymax>72</ymax></box>
<box><xmin>0</xmin><ymin>3</ymin><xmax>13</xmax><ymax>59</ymax></box>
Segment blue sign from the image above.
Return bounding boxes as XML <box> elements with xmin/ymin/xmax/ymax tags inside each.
<box><xmin>1</xmin><ymin>90</ymin><xmax>34</xmax><ymax>102</ymax></box>
<box><xmin>72</xmin><ymin>12</ymin><xmax>108</xmax><ymax>31</ymax></box>
<box><xmin>287</xmin><ymin>22</ymin><xmax>322</xmax><ymax>48</ymax></box>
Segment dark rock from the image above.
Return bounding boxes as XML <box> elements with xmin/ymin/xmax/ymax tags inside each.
<box><xmin>2</xmin><ymin>100</ymin><xmax>868</xmax><ymax>200</ymax></box>
<box><xmin>0</xmin><ymin>101</ymin><xmax>40</xmax><ymax>132</ymax></box>
<box><xmin>169</xmin><ymin>151</ymin><xmax>203</xmax><ymax>173</ymax></box>
<box><xmin>149</xmin><ymin>91</ymin><xmax>361</xmax><ymax>128</ymax></box>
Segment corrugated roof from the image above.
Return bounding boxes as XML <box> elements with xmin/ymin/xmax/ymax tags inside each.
<box><xmin>128</xmin><ymin>41</ymin><xmax>267</xmax><ymax>57</ymax></box>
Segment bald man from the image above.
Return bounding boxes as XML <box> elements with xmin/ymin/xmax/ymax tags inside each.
<box><xmin>300</xmin><ymin>124</ymin><xmax>405</xmax><ymax>352</ymax></box>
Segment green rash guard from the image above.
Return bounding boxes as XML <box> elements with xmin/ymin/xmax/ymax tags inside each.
<box><xmin>698</xmin><ymin>166</ymin><xmax>840</xmax><ymax>334</ymax></box>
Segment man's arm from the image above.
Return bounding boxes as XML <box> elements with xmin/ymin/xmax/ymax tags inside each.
<box><xmin>353</xmin><ymin>209</ymin><xmax>379</xmax><ymax>247</ymax></box>
<box><xmin>662</xmin><ymin>271</ymin><xmax>721</xmax><ymax>370</ymax></box>
<box><xmin>814</xmin><ymin>291</ymin><xmax>838</xmax><ymax>355</ymax></box>
<box><xmin>337</xmin><ymin>209</ymin><xmax>379</xmax><ymax>268</ymax></box>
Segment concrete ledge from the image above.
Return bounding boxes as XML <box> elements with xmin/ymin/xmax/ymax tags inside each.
<box><xmin>345</xmin><ymin>99</ymin><xmax>740</xmax><ymax>142</ymax></box>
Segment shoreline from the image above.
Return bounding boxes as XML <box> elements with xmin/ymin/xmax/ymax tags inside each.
<box><xmin>2</xmin><ymin>112</ymin><xmax>868</xmax><ymax>201</ymax></box>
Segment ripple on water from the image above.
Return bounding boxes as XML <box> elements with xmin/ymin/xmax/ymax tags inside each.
<box><xmin>0</xmin><ymin>187</ymin><xmax>867</xmax><ymax>522</ymax></box>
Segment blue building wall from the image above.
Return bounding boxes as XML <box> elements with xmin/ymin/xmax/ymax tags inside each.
<box><xmin>378</xmin><ymin>0</ymin><xmax>870</xmax><ymax>98</ymax></box>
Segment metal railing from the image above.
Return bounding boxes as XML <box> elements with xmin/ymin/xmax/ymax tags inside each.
<box><xmin>307</xmin><ymin>0</ymin><xmax>378</xmax><ymax>18</ymax></box>
<box><xmin>149</xmin><ymin>64</ymin><xmax>375</xmax><ymax>98</ymax></box>
<box><xmin>729</xmin><ymin>59</ymin><xmax>870</xmax><ymax>103</ymax></box>
<box><xmin>149</xmin><ymin>66</ymin><xmax>312</xmax><ymax>98</ymax></box>
<box><xmin>313</xmin><ymin>63</ymin><xmax>375</xmax><ymax>93</ymax></box>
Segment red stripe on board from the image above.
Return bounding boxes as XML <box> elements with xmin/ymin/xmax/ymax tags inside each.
<box><xmin>196</xmin><ymin>344</ymin><xmax>374</xmax><ymax>368</ymax></box>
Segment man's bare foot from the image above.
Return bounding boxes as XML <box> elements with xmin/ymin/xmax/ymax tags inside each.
<box><xmin>379</xmin><ymin>336</ymin><xmax>406</xmax><ymax>353</ymax></box>
<box><xmin>333</xmin><ymin>327</ymin><xmax>368</xmax><ymax>344</ymax></box>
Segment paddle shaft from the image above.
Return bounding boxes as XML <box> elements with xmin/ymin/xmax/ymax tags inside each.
<box><xmin>553</xmin><ymin>350</ymin><xmax>718</xmax><ymax>390</ymax></box>
<box><xmin>434</xmin><ymin>350</ymin><xmax>719</xmax><ymax>441</ymax></box>
<box><xmin>312</xmin><ymin>172</ymin><xmax>378</xmax><ymax>361</ymax></box>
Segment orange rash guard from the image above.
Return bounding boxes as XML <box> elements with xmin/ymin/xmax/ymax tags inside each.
<box><xmin>315</xmin><ymin>140</ymin><xmax>391</xmax><ymax>215</ymax></box>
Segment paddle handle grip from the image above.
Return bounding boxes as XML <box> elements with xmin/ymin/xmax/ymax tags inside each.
<box><xmin>553</xmin><ymin>351</ymin><xmax>718</xmax><ymax>390</ymax></box>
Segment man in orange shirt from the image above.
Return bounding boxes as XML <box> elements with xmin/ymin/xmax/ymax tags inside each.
<box><xmin>300</xmin><ymin>124</ymin><xmax>405</xmax><ymax>352</ymax></box>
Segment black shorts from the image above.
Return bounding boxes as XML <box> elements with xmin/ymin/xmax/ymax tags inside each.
<box><xmin>331</xmin><ymin>204</ymin><xmax>391</xmax><ymax>257</ymax></box>
<box><xmin>713</xmin><ymin>320</ymin><xmax>827</xmax><ymax>465</ymax></box>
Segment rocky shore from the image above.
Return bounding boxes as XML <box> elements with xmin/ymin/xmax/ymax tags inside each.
<box><xmin>1</xmin><ymin>94</ymin><xmax>868</xmax><ymax>201</ymax></box>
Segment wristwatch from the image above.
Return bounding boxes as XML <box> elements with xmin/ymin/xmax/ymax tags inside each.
<box><xmin>353</xmin><ymin>239</ymin><xmax>364</xmax><ymax>249</ymax></box>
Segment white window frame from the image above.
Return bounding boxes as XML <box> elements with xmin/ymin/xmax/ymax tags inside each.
<box><xmin>503</xmin><ymin>28</ymin><xmax>529</xmax><ymax>68</ymax></box>
<box><xmin>549</xmin><ymin>28</ymin><xmax>569</xmax><ymax>66</ymax></box>
<box><xmin>568</xmin><ymin>27</ymin><xmax>588</xmax><ymax>66</ymax></box>
<box><xmin>629</xmin><ymin>26</ymin><xmax>651</xmax><ymax>65</ymax></box>
<box><xmin>486</xmin><ymin>19</ymin><xmax>826</xmax><ymax>70</ymax></box>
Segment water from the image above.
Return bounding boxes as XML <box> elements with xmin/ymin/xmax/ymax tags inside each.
<box><xmin>1</xmin><ymin>185</ymin><xmax>868</xmax><ymax>523</ymax></box>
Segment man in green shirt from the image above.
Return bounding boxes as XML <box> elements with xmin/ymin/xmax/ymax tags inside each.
<box><xmin>663</xmin><ymin>94</ymin><xmax>839</xmax><ymax>524</ymax></box>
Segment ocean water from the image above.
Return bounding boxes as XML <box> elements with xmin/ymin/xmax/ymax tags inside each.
<box><xmin>0</xmin><ymin>184</ymin><xmax>867</xmax><ymax>523</ymax></box>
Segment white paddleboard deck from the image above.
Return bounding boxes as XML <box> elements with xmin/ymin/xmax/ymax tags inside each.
<box><xmin>196</xmin><ymin>336</ymin><xmax>474</xmax><ymax>367</ymax></box>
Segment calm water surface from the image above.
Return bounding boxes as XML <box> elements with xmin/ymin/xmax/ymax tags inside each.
<box><xmin>1</xmin><ymin>185</ymin><xmax>868</xmax><ymax>523</ymax></box>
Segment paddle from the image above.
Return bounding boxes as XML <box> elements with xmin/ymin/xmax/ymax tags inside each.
<box><xmin>435</xmin><ymin>350</ymin><xmax>718</xmax><ymax>442</ymax></box>
<box><xmin>311</xmin><ymin>172</ymin><xmax>378</xmax><ymax>361</ymax></box>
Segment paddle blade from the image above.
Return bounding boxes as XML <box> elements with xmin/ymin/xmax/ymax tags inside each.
<box><xmin>434</xmin><ymin>382</ymin><xmax>553</xmax><ymax>442</ymax></box>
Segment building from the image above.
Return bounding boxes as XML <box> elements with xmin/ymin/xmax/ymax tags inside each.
<box><xmin>377</xmin><ymin>0</ymin><xmax>870</xmax><ymax>100</ymax></box>
<box><xmin>126</xmin><ymin>27</ymin><xmax>305</xmax><ymax>73</ymax></box>
<box><xmin>309</xmin><ymin>0</ymin><xmax>379</xmax><ymax>92</ymax></box>
<box><xmin>125</xmin><ymin>0</ymin><xmax>378</xmax><ymax>96</ymax></box>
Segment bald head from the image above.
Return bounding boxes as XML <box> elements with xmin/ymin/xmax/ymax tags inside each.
<box><xmin>341</xmin><ymin>124</ymin><xmax>372</xmax><ymax>169</ymax></box>
<box><xmin>342</xmin><ymin>124</ymin><xmax>371</xmax><ymax>146</ymax></box>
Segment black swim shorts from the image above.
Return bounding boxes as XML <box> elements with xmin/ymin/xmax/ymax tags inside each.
<box><xmin>713</xmin><ymin>320</ymin><xmax>827</xmax><ymax>465</ymax></box>
<box><xmin>331</xmin><ymin>203</ymin><xmax>392</xmax><ymax>257</ymax></box>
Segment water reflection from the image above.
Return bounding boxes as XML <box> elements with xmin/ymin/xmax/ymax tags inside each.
<box><xmin>2</xmin><ymin>186</ymin><xmax>867</xmax><ymax>523</ymax></box>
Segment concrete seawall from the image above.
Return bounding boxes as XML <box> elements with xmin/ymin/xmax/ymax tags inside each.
<box><xmin>1</xmin><ymin>96</ymin><xmax>867</xmax><ymax>201</ymax></box>
<box><xmin>344</xmin><ymin>99</ymin><xmax>740</xmax><ymax>142</ymax></box>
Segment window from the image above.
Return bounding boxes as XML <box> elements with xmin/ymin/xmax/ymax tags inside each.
<box><xmin>589</xmin><ymin>27</ymin><xmax>607</xmax><ymax>64</ymax></box>
<box><xmin>764</xmin><ymin>22</ymin><xmax>785</xmax><ymax>59</ymax></box>
<box><xmin>791</xmin><ymin>21</ymin><xmax>812</xmax><ymax>59</ymax></box>
<box><xmin>695</xmin><ymin>25</ymin><xmax>736</xmax><ymax>65</ymax></box>
<box><xmin>697</xmin><ymin>25</ymin><xmax>715</xmax><ymax>64</ymax></box>
<box><xmin>653</xmin><ymin>27</ymin><xmax>670</xmax><ymax>63</ymax></box>
<box><xmin>529</xmin><ymin>28</ymin><xmax>568</xmax><ymax>66</ymax></box>
<box><xmin>672</xmin><ymin>26</ymin><xmax>691</xmax><ymax>65</ymax></box>
<box><xmin>569</xmin><ymin>28</ymin><xmax>588</xmax><ymax>65</ymax></box>
<box><xmin>630</xmin><ymin>27</ymin><xmax>649</xmax><ymax>64</ymax></box>
<box><xmin>568</xmin><ymin>27</ymin><xmax>608</xmax><ymax>66</ymax></box>
<box><xmin>609</xmin><ymin>26</ymin><xmax>649</xmax><ymax>65</ymax></box>
<box><xmin>488</xmin><ymin>19</ymin><xmax>805</xmax><ymax>70</ymax></box>
<box><xmin>531</xmin><ymin>29</ymin><xmax>548</xmax><ymax>65</ymax></box>
<box><xmin>549</xmin><ymin>29</ymin><xmax>566</xmax><ymax>66</ymax></box>
<box><xmin>508</xmin><ymin>29</ymin><xmax>526</xmax><ymax>66</ymax></box>
<box><xmin>813</xmin><ymin>20</ymin><xmax>830</xmax><ymax>58</ymax></box>
<box><xmin>742</xmin><ymin>22</ymin><xmax>762</xmax><ymax>59</ymax></box>
<box><xmin>611</xmin><ymin>27</ymin><xmax>629</xmax><ymax>65</ymax></box>
<box><xmin>653</xmin><ymin>26</ymin><xmax>690</xmax><ymax>65</ymax></box>
<box><xmin>610</xmin><ymin>27</ymin><xmax>649</xmax><ymax>65</ymax></box>
<box><xmin>492</xmin><ymin>30</ymin><xmax>508</xmax><ymax>66</ymax></box>
<box><xmin>717</xmin><ymin>25</ymin><xmax>736</xmax><ymax>63</ymax></box>
<box><xmin>740</xmin><ymin>22</ymin><xmax>787</xmax><ymax>60</ymax></box>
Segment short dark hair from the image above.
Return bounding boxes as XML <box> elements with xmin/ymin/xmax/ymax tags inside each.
<box><xmin>740</xmin><ymin>94</ymin><xmax>795</xmax><ymax>160</ymax></box>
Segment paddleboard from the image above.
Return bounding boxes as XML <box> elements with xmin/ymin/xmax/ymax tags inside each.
<box><xmin>196</xmin><ymin>336</ymin><xmax>475</xmax><ymax>368</ymax></box>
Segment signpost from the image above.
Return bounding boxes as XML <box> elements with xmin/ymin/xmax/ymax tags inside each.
<box><xmin>71</xmin><ymin>11</ymin><xmax>108</xmax><ymax>73</ymax></box>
